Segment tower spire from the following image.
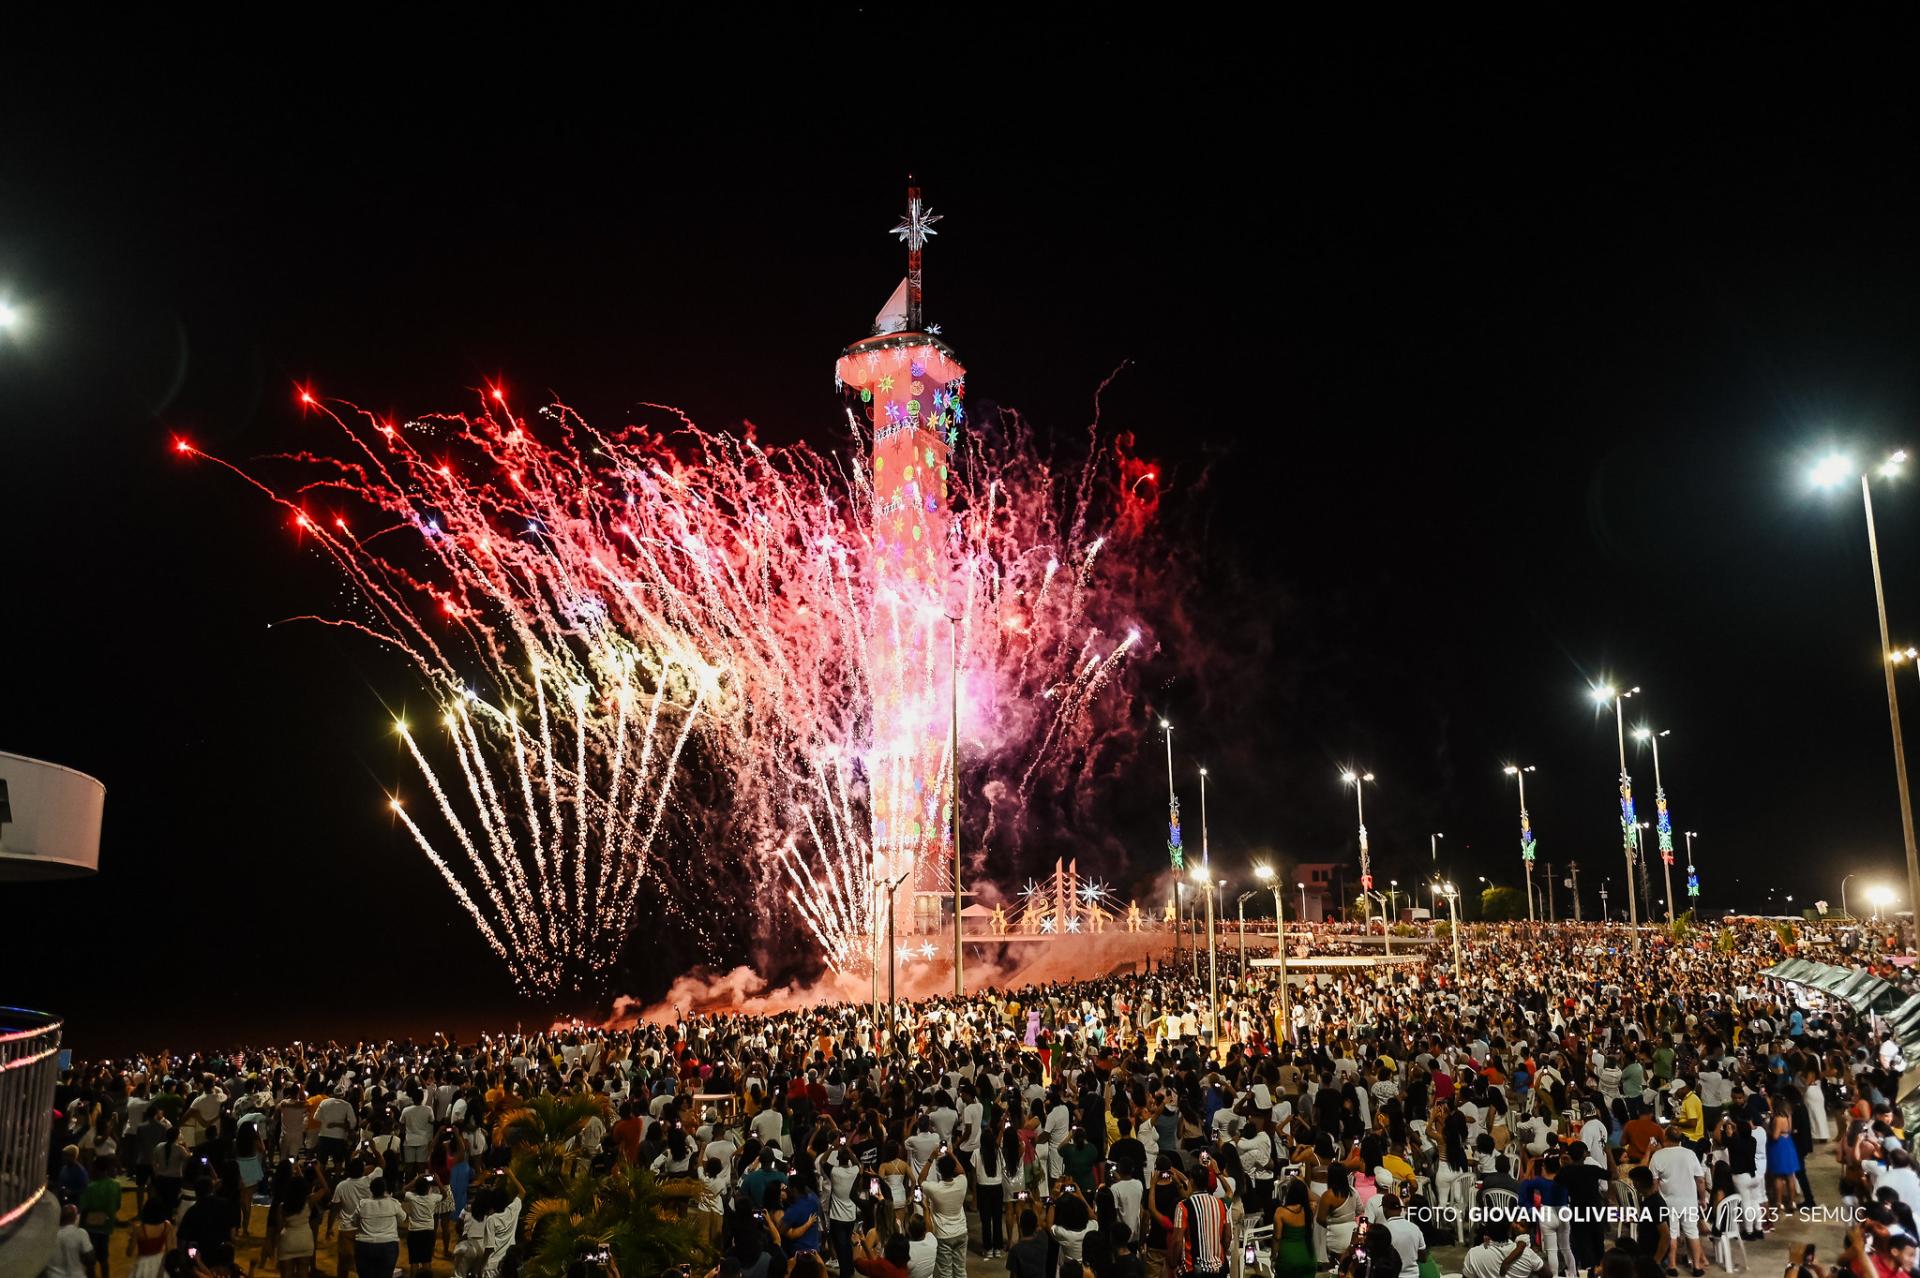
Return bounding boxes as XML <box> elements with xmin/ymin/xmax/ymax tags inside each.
<box><xmin>891</xmin><ymin>177</ymin><xmax>941</xmax><ymax>333</ymax></box>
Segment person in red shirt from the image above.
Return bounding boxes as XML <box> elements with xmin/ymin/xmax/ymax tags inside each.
<box><xmin>610</xmin><ymin>1102</ymin><xmax>647</xmax><ymax>1163</ymax></box>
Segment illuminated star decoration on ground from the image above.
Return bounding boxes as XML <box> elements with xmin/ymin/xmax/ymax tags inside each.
<box><xmin>891</xmin><ymin>196</ymin><xmax>942</xmax><ymax>250</ymax></box>
<box><xmin>1078</xmin><ymin>878</ymin><xmax>1112</xmax><ymax>905</ymax></box>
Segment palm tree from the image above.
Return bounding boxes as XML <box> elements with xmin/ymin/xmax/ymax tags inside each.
<box><xmin>493</xmin><ymin>1092</ymin><xmax>615</xmax><ymax>1190</ymax></box>
<box><xmin>521</xmin><ymin>1164</ymin><xmax>708</xmax><ymax>1278</ymax></box>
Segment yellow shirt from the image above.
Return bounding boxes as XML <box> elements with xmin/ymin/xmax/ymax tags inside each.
<box><xmin>1677</xmin><ymin>1091</ymin><xmax>1705</xmax><ymax>1141</ymax></box>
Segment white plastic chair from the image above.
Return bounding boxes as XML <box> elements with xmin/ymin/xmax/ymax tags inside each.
<box><xmin>1710</xmin><ymin>1197</ymin><xmax>1748</xmax><ymax>1272</ymax></box>
<box><xmin>1611</xmin><ymin>1179</ymin><xmax>1642</xmax><ymax>1246</ymax></box>
<box><xmin>1241</xmin><ymin>1219</ymin><xmax>1274</xmax><ymax>1276</ymax></box>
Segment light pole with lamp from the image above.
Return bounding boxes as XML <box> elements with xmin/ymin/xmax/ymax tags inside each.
<box><xmin>1342</xmin><ymin>769</ymin><xmax>1377</xmax><ymax>923</ymax></box>
<box><xmin>1633</xmin><ymin>727</ymin><xmax>1679</xmax><ymax>923</ymax></box>
<box><xmin>1161</xmin><ymin>719</ymin><xmax>1183</xmax><ymax>967</ymax></box>
<box><xmin>1199</xmin><ymin>767</ymin><xmax>1217</xmax><ymax>1031</ymax></box>
<box><xmin>1635</xmin><ymin>821</ymin><xmax>1653</xmax><ymax>919</ymax></box>
<box><xmin>1438</xmin><ymin>880</ymin><xmax>1463</xmax><ymax>986</ymax></box>
<box><xmin>1237</xmin><ymin>889</ymin><xmax>1257</xmax><ymax>972</ymax></box>
<box><xmin>1684</xmin><ymin>830</ymin><xmax>1700</xmax><ymax>912</ymax></box>
<box><xmin>1431</xmin><ymin>832</ymin><xmax>1444</xmax><ymax>862</ymax></box>
<box><xmin>1297</xmin><ymin>882</ymin><xmax>1307</xmax><ymax>924</ymax></box>
<box><xmin>1503</xmin><ymin>764</ymin><xmax>1539</xmax><ymax>923</ymax></box>
<box><xmin>1842</xmin><ymin>871</ymin><xmax>1858</xmax><ymax>921</ymax></box>
<box><xmin>1812</xmin><ymin>450</ymin><xmax>1920</xmax><ymax>951</ymax></box>
<box><xmin>948</xmin><ymin>614</ymin><xmax>964</xmax><ymax>995</ymax></box>
<box><xmin>1256</xmin><ymin>863</ymin><xmax>1289</xmax><ymax>1044</ymax></box>
<box><xmin>1591</xmin><ymin>685</ymin><xmax>1642</xmax><ymax>933</ymax></box>
<box><xmin>1870</xmin><ymin>885</ymin><xmax>1897</xmax><ymax>922</ymax></box>
<box><xmin>1191</xmin><ymin>862</ymin><xmax>1218</xmax><ymax>1042</ymax></box>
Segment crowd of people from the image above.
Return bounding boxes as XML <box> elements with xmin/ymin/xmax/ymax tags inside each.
<box><xmin>32</xmin><ymin>919</ymin><xmax>1920</xmax><ymax>1278</ymax></box>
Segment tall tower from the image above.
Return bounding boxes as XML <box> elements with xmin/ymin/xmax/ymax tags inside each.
<box><xmin>835</xmin><ymin>182</ymin><xmax>967</xmax><ymax>942</ymax></box>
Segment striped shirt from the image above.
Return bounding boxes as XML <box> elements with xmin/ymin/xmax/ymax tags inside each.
<box><xmin>1173</xmin><ymin>1193</ymin><xmax>1230</xmax><ymax>1275</ymax></box>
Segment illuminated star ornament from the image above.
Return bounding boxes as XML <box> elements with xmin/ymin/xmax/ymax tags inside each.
<box><xmin>892</xmin><ymin>196</ymin><xmax>943</xmax><ymax>250</ymax></box>
<box><xmin>918</xmin><ymin>941</ymin><xmax>937</xmax><ymax>959</ymax></box>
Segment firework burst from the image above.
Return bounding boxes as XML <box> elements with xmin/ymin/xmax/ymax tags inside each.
<box><xmin>178</xmin><ymin>376</ymin><xmax>1163</xmax><ymax>992</ymax></box>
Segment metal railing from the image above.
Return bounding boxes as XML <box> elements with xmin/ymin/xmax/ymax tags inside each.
<box><xmin>0</xmin><ymin>1007</ymin><xmax>61</xmax><ymax>1234</ymax></box>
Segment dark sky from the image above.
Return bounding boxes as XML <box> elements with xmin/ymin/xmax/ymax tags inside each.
<box><xmin>8</xmin><ymin>15</ymin><xmax>1920</xmax><ymax>1052</ymax></box>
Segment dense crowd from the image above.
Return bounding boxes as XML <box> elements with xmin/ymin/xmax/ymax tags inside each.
<box><xmin>33</xmin><ymin>920</ymin><xmax>1920</xmax><ymax>1278</ymax></box>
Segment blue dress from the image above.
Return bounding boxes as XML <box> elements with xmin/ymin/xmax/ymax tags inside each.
<box><xmin>1768</xmin><ymin>1128</ymin><xmax>1801</xmax><ymax>1177</ymax></box>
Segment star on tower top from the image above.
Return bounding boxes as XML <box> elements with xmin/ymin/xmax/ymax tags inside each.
<box><xmin>892</xmin><ymin>194</ymin><xmax>942</xmax><ymax>250</ymax></box>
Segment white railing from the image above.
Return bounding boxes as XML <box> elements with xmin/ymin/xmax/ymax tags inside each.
<box><xmin>0</xmin><ymin>1008</ymin><xmax>61</xmax><ymax>1234</ymax></box>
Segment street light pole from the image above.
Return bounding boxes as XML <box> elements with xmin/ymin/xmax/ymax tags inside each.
<box><xmin>1162</xmin><ymin>719</ymin><xmax>1183</xmax><ymax>969</ymax></box>
<box><xmin>1504</xmin><ymin>765</ymin><xmax>1539</xmax><ymax>923</ymax></box>
<box><xmin>1592</xmin><ymin>686</ymin><xmax>1641</xmax><ymax>935</ymax></box>
<box><xmin>1237</xmin><ymin>890</ymin><xmax>1256</xmax><ymax>973</ymax></box>
<box><xmin>1198</xmin><ymin>769</ymin><xmax>1218</xmax><ymax>1044</ymax></box>
<box><xmin>1634</xmin><ymin>727</ymin><xmax>1678</xmax><ymax>924</ymax></box>
<box><xmin>1342</xmin><ymin>770</ymin><xmax>1376</xmax><ymax>924</ymax></box>
<box><xmin>1442</xmin><ymin>881</ymin><xmax>1463</xmax><ymax>987</ymax></box>
<box><xmin>949</xmin><ymin>615</ymin><xmax>964</xmax><ymax>996</ymax></box>
<box><xmin>1636</xmin><ymin>822</ymin><xmax>1653</xmax><ymax>918</ymax></box>
<box><xmin>1864</xmin><ymin>471</ymin><xmax>1920</xmax><ymax>953</ymax></box>
<box><xmin>1815</xmin><ymin>451</ymin><xmax>1920</xmax><ymax>953</ymax></box>
<box><xmin>1842</xmin><ymin>871</ymin><xmax>1856</xmax><ymax>921</ymax></box>
<box><xmin>1431</xmin><ymin>832</ymin><xmax>1444</xmax><ymax>862</ymax></box>
<box><xmin>1684</xmin><ymin>831</ymin><xmax>1699</xmax><ymax>912</ymax></box>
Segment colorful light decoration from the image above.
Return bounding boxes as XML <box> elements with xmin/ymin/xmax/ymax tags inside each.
<box><xmin>1619</xmin><ymin>772</ymin><xmax>1638</xmax><ymax>865</ymax></box>
<box><xmin>1656</xmin><ymin>787</ymin><xmax>1674</xmax><ymax>866</ymax></box>
<box><xmin>1168</xmin><ymin>792</ymin><xmax>1185</xmax><ymax>870</ymax></box>
<box><xmin>1519</xmin><ymin>807</ymin><xmax>1536</xmax><ymax>864</ymax></box>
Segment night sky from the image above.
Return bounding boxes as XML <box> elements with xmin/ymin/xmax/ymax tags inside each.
<box><xmin>8</xmin><ymin>18</ymin><xmax>1920</xmax><ymax>1053</ymax></box>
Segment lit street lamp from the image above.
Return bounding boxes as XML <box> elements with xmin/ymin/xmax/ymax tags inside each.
<box><xmin>1813</xmin><ymin>450</ymin><xmax>1920</xmax><ymax>951</ymax></box>
<box><xmin>1437</xmin><ymin>879</ymin><xmax>1463</xmax><ymax>986</ymax></box>
<box><xmin>1198</xmin><ymin>766</ymin><xmax>1217</xmax><ymax>1033</ymax></box>
<box><xmin>1431</xmin><ymin>831</ymin><xmax>1444</xmax><ymax>862</ymax></box>
<box><xmin>1633</xmin><ymin>726</ymin><xmax>1680</xmax><ymax>923</ymax></box>
<box><xmin>1503</xmin><ymin>764</ymin><xmax>1539</xmax><ymax>922</ymax></box>
<box><xmin>1189</xmin><ymin>861</ymin><xmax>1217</xmax><ymax>1041</ymax></box>
<box><xmin>1870</xmin><ymin>884</ymin><xmax>1897</xmax><ymax>922</ymax></box>
<box><xmin>1161</xmin><ymin>719</ymin><xmax>1185</xmax><ymax>968</ymax></box>
<box><xmin>1255</xmin><ymin>863</ymin><xmax>1289</xmax><ymax>1044</ymax></box>
<box><xmin>1341</xmin><ymin>769</ymin><xmax>1378</xmax><ymax>922</ymax></box>
<box><xmin>1591</xmin><ymin>685</ymin><xmax>1642</xmax><ymax>934</ymax></box>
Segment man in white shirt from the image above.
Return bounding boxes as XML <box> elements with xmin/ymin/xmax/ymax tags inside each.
<box><xmin>1380</xmin><ymin>1195</ymin><xmax>1427</xmax><ymax>1278</ymax></box>
<box><xmin>399</xmin><ymin>1094</ymin><xmax>435</xmax><ymax>1172</ymax></box>
<box><xmin>1044</xmin><ymin>1097</ymin><xmax>1072</xmax><ymax>1147</ymax></box>
<box><xmin>957</xmin><ymin>1087</ymin><xmax>985</xmax><ymax>1158</ymax></box>
<box><xmin>330</xmin><ymin>1158</ymin><xmax>374</xmax><ymax>1278</ymax></box>
<box><xmin>1461</xmin><ymin>1223</ymin><xmax>1543</xmax><ymax>1278</ymax></box>
<box><xmin>315</xmin><ymin>1092</ymin><xmax>358</xmax><ymax>1164</ymax></box>
<box><xmin>750</xmin><ymin>1101</ymin><xmax>785</xmax><ymax>1149</ymax></box>
<box><xmin>928</xmin><ymin>1095</ymin><xmax>960</xmax><ymax>1141</ymax></box>
<box><xmin>923</xmin><ymin>1154</ymin><xmax>971</xmax><ymax>1278</ymax></box>
<box><xmin>1648</xmin><ymin>1127</ymin><xmax>1707</xmax><ymax>1272</ymax></box>
<box><xmin>1577</xmin><ymin>1104</ymin><xmax>1609</xmax><ymax>1168</ymax></box>
<box><xmin>46</xmin><ymin>1204</ymin><xmax>95</xmax><ymax>1278</ymax></box>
